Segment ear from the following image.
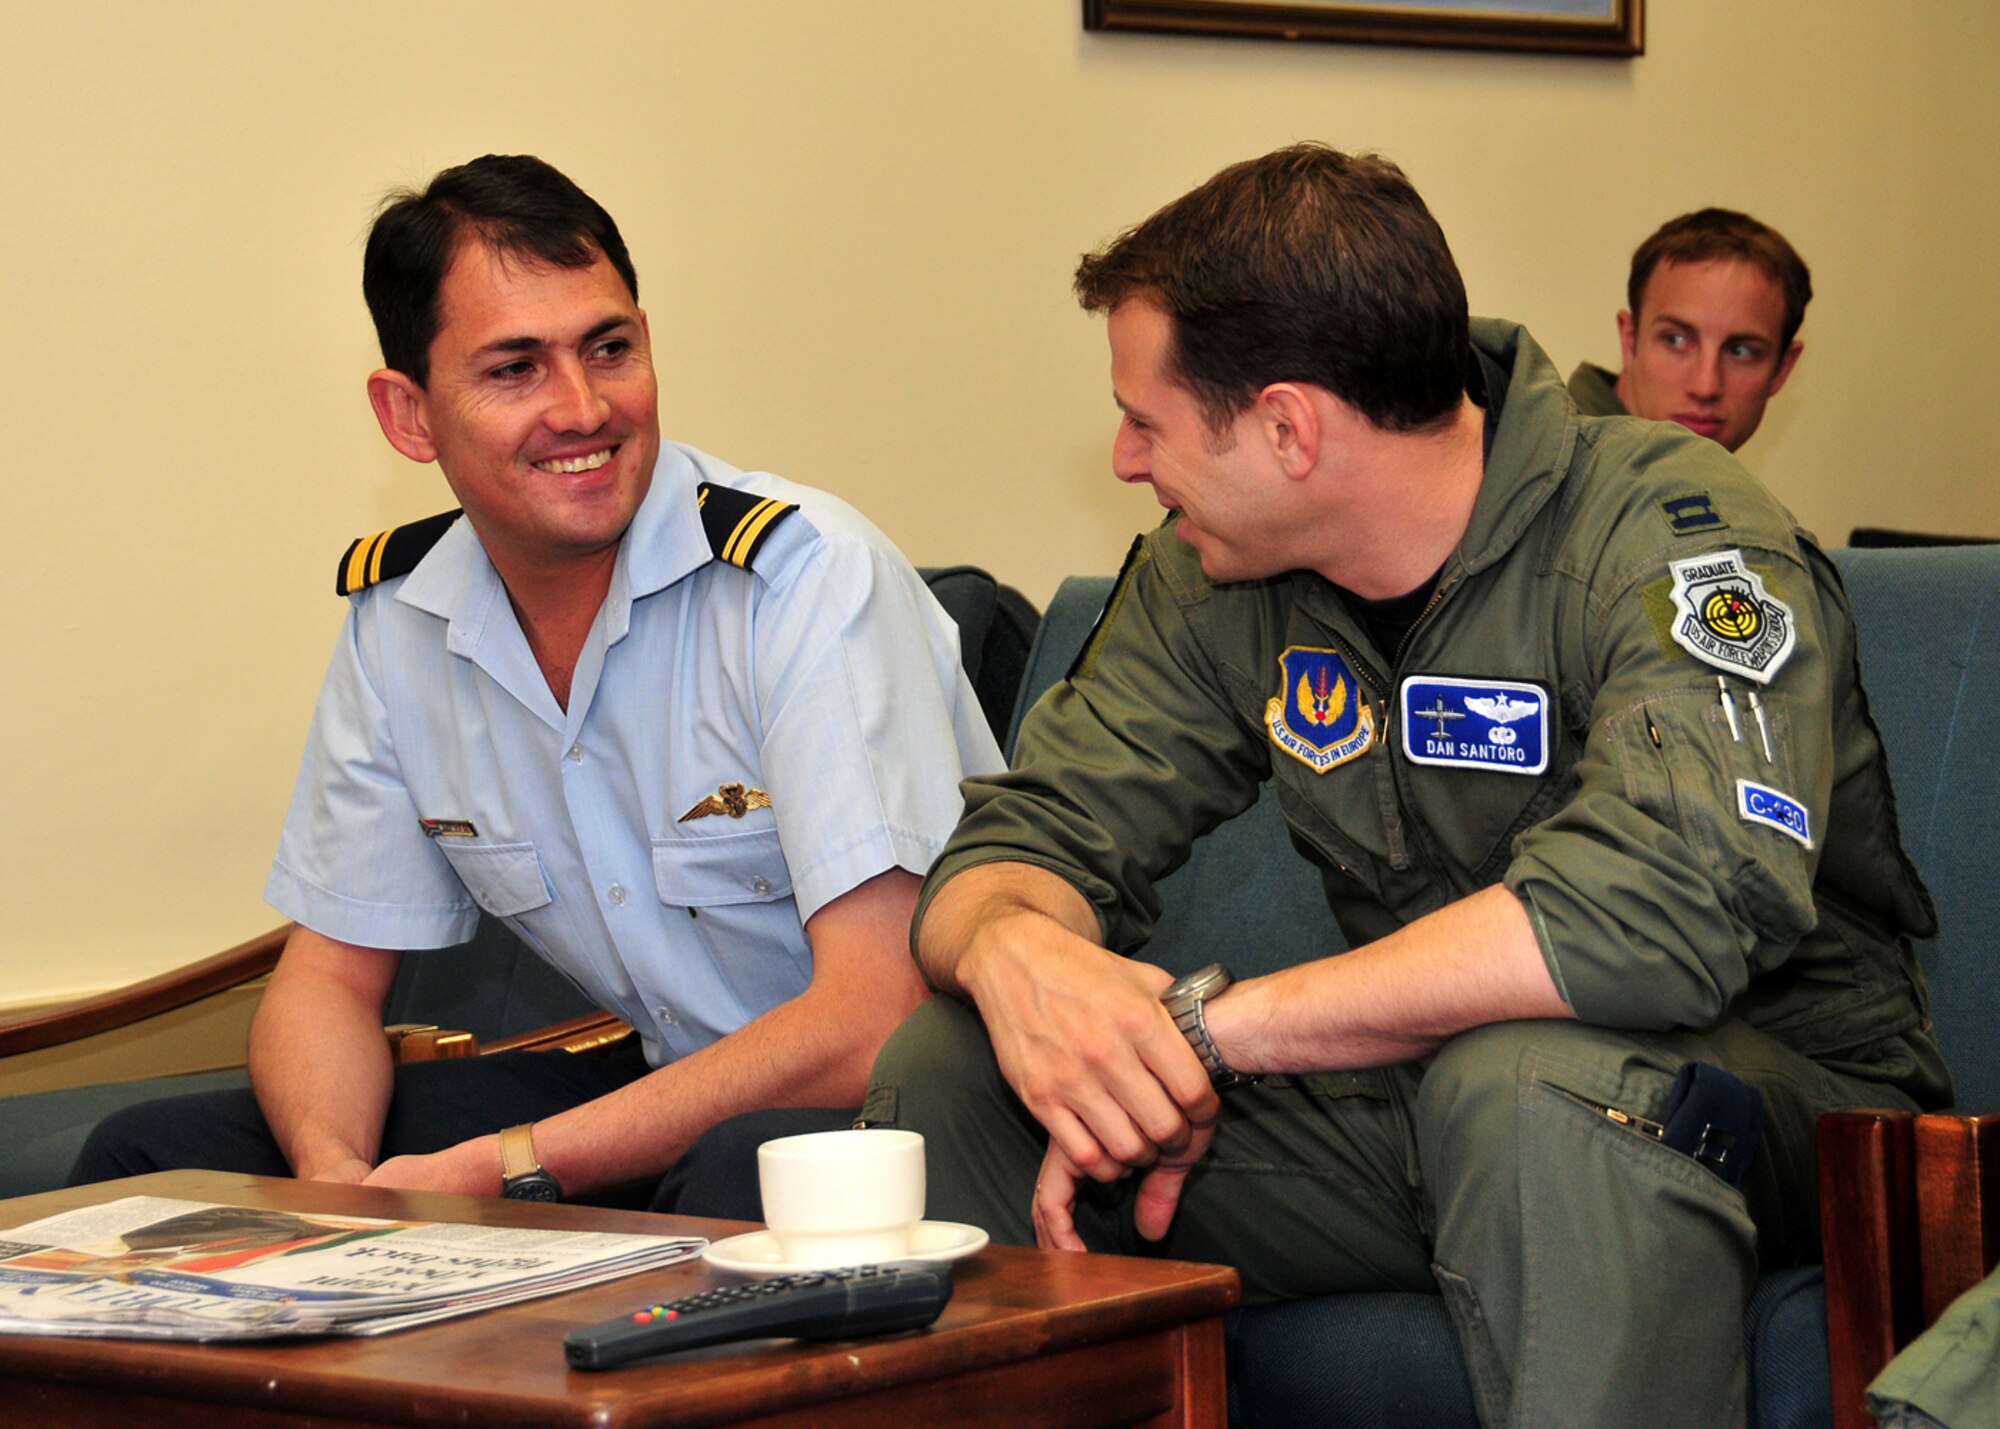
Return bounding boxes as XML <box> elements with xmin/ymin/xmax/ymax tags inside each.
<box><xmin>367</xmin><ymin>370</ymin><xmax>438</xmax><ymax>464</ymax></box>
<box><xmin>1616</xmin><ymin>309</ymin><xmax>1638</xmax><ymax>367</ymax></box>
<box><xmin>1255</xmin><ymin>384</ymin><xmax>1321</xmax><ymax>478</ymax></box>
<box><xmin>1766</xmin><ymin>339</ymin><xmax>1803</xmax><ymax>397</ymax></box>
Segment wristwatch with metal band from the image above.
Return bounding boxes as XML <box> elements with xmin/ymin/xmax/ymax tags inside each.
<box><xmin>499</xmin><ymin>1122</ymin><xmax>563</xmax><ymax>1202</ymax></box>
<box><xmin>1159</xmin><ymin>963</ymin><xmax>1257</xmax><ymax>1090</ymax></box>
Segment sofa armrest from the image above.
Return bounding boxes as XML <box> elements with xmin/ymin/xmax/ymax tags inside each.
<box><xmin>0</xmin><ymin>924</ymin><xmax>291</xmax><ymax>1059</ymax></box>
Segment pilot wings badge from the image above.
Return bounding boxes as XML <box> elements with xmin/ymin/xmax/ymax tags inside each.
<box><xmin>1266</xmin><ymin>647</ymin><xmax>1374</xmax><ymax>773</ymax></box>
<box><xmin>678</xmin><ymin>782</ymin><xmax>773</xmax><ymax>822</ymax></box>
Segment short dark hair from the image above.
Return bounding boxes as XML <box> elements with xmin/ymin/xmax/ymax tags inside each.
<box><xmin>1074</xmin><ymin>144</ymin><xmax>1467</xmax><ymax>433</ymax></box>
<box><xmin>1627</xmin><ymin>208</ymin><xmax>1812</xmax><ymax>349</ymax></box>
<box><xmin>362</xmin><ymin>154</ymin><xmax>638</xmax><ymax>387</ymax></box>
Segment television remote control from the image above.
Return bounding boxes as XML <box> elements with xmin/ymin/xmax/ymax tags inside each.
<box><xmin>564</xmin><ymin>1261</ymin><xmax>955</xmax><ymax>1370</ymax></box>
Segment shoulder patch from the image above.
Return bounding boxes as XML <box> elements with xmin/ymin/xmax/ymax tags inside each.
<box><xmin>335</xmin><ymin>509</ymin><xmax>461</xmax><ymax>596</ymax></box>
<box><xmin>1664</xmin><ymin>548</ymin><xmax>1797</xmax><ymax>684</ymax></box>
<box><xmin>697</xmin><ymin>482</ymin><xmax>798</xmax><ymax>569</ymax></box>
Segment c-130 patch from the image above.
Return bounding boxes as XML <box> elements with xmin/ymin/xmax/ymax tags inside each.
<box><xmin>1666</xmin><ymin>549</ymin><xmax>1797</xmax><ymax>685</ymax></box>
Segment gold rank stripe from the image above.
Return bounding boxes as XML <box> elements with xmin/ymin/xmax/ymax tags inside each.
<box><xmin>345</xmin><ymin>529</ymin><xmax>392</xmax><ymax>596</ymax></box>
<box><xmin>722</xmin><ymin>497</ymin><xmax>788</xmax><ymax>566</ymax></box>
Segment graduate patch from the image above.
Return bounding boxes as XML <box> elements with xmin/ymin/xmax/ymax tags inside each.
<box><xmin>1736</xmin><ymin>779</ymin><xmax>1813</xmax><ymax>848</ymax></box>
<box><xmin>1666</xmin><ymin>549</ymin><xmax>1797</xmax><ymax>684</ymax></box>
<box><xmin>1266</xmin><ymin>648</ymin><xmax>1374</xmax><ymax>773</ymax></box>
<box><xmin>1399</xmin><ymin>676</ymin><xmax>1550</xmax><ymax>776</ymax></box>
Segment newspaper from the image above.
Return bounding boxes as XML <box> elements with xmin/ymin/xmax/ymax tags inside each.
<box><xmin>0</xmin><ymin>1196</ymin><xmax>704</xmax><ymax>1341</ymax></box>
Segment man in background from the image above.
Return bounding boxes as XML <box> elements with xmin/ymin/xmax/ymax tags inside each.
<box><xmin>1570</xmin><ymin>208</ymin><xmax>1810</xmax><ymax>454</ymax></box>
<box><xmin>72</xmin><ymin>154</ymin><xmax>1000</xmax><ymax>1213</ymax></box>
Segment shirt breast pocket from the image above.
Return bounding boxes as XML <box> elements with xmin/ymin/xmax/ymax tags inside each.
<box><xmin>434</xmin><ymin>841</ymin><xmax>554</xmax><ymax>918</ymax></box>
<box><xmin>651</xmin><ymin>828</ymin><xmax>795</xmax><ymax>908</ymax></box>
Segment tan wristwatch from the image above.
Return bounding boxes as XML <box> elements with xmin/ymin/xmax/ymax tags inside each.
<box><xmin>498</xmin><ymin>1122</ymin><xmax>563</xmax><ymax>1202</ymax></box>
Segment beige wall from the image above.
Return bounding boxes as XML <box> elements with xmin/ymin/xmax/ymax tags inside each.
<box><xmin>5</xmin><ymin>0</ymin><xmax>1996</xmax><ymax>1005</ymax></box>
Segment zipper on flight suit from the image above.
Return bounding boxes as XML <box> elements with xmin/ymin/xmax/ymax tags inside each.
<box><xmin>1548</xmin><ymin>1083</ymin><xmax>1667</xmax><ymax>1139</ymax></box>
<box><xmin>1378</xmin><ymin>566</ymin><xmax>1466</xmax><ymax>888</ymax></box>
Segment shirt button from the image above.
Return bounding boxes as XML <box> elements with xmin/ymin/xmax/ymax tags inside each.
<box><xmin>566</xmin><ymin>743</ymin><xmax>584</xmax><ymax>764</ymax></box>
<box><xmin>657</xmin><ymin>1006</ymin><xmax>678</xmax><ymax>1026</ymax></box>
<box><xmin>607</xmin><ymin>882</ymin><xmax>627</xmax><ymax>905</ymax></box>
<box><xmin>750</xmin><ymin>875</ymin><xmax>772</xmax><ymax>895</ymax></box>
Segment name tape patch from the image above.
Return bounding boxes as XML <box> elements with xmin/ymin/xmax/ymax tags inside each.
<box><xmin>418</xmin><ymin>817</ymin><xmax>478</xmax><ymax>839</ymax></box>
<box><xmin>1266</xmin><ymin>647</ymin><xmax>1375</xmax><ymax>773</ymax></box>
<box><xmin>1399</xmin><ymin>676</ymin><xmax>1549</xmax><ymax>776</ymax></box>
<box><xmin>1736</xmin><ymin>779</ymin><xmax>1812</xmax><ymax>848</ymax></box>
<box><xmin>1667</xmin><ymin>548</ymin><xmax>1797</xmax><ymax>685</ymax></box>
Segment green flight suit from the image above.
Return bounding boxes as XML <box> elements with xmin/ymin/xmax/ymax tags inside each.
<box><xmin>1869</xmin><ymin>1266</ymin><xmax>2000</xmax><ymax>1429</ymax></box>
<box><xmin>1568</xmin><ymin>359</ymin><xmax>1626</xmax><ymax>417</ymax></box>
<box><xmin>869</xmin><ymin>319</ymin><xmax>1948</xmax><ymax>1428</ymax></box>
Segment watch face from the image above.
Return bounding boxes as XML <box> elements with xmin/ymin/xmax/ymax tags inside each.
<box><xmin>1167</xmin><ymin>963</ymin><xmax>1231</xmax><ymax>1002</ymax></box>
<box><xmin>503</xmin><ymin>1175</ymin><xmax>561</xmax><ymax>1203</ymax></box>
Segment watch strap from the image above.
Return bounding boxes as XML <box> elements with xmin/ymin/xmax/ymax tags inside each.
<box><xmin>499</xmin><ymin>1122</ymin><xmax>543</xmax><ymax>1183</ymax></box>
<box><xmin>1161</xmin><ymin>964</ymin><xmax>1256</xmax><ymax>1090</ymax></box>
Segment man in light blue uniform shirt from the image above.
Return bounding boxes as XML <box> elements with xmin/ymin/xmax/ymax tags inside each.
<box><xmin>71</xmin><ymin>154</ymin><xmax>1000</xmax><ymax>1213</ymax></box>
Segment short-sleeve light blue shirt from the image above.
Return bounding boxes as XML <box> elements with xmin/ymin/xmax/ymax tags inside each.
<box><xmin>266</xmin><ymin>443</ymin><xmax>1003</xmax><ymax>1065</ymax></box>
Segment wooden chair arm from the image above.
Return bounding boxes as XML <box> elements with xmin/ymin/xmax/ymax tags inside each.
<box><xmin>383</xmin><ymin>1012</ymin><xmax>634</xmax><ymax>1063</ymax></box>
<box><xmin>482</xmin><ymin>1012</ymin><xmax>634</xmax><ymax>1057</ymax></box>
<box><xmin>0</xmin><ymin>924</ymin><xmax>292</xmax><ymax>1059</ymax></box>
<box><xmin>1913</xmin><ymin>1111</ymin><xmax>2000</xmax><ymax>1323</ymax></box>
<box><xmin>1821</xmin><ymin>1107</ymin><xmax>2000</xmax><ymax>1429</ymax></box>
<box><xmin>1820</xmin><ymin>1108</ymin><xmax>1920</xmax><ymax>1429</ymax></box>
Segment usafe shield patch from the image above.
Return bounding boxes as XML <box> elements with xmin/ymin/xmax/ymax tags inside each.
<box><xmin>1399</xmin><ymin>675</ymin><xmax>1550</xmax><ymax>776</ymax></box>
<box><xmin>1666</xmin><ymin>548</ymin><xmax>1797</xmax><ymax>684</ymax></box>
<box><xmin>1265</xmin><ymin>647</ymin><xmax>1374</xmax><ymax>773</ymax></box>
<box><xmin>697</xmin><ymin>483</ymin><xmax>799</xmax><ymax>569</ymax></box>
<box><xmin>1737</xmin><ymin>779</ymin><xmax>1812</xmax><ymax>848</ymax></box>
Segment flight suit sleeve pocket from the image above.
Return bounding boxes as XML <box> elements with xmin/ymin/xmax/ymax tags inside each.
<box><xmin>433</xmin><ymin>842</ymin><xmax>553</xmax><ymax>918</ymax></box>
<box><xmin>652</xmin><ymin>828</ymin><xmax>795</xmax><ymax>908</ymax></box>
<box><xmin>1608</xmin><ymin>687</ymin><xmax>1817</xmax><ymax>947</ymax></box>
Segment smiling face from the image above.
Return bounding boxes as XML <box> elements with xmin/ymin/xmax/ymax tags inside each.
<box><xmin>1615</xmin><ymin>257</ymin><xmax>1802</xmax><ymax>454</ymax></box>
<box><xmin>1106</xmin><ymin>299</ymin><xmax>1293</xmax><ymax>582</ymax></box>
<box><xmin>370</xmin><ymin>238</ymin><xmax>661</xmax><ymax>578</ymax></box>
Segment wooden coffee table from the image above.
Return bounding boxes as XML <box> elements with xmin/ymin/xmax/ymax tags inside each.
<box><xmin>0</xmin><ymin>1170</ymin><xmax>1239</xmax><ymax>1426</ymax></box>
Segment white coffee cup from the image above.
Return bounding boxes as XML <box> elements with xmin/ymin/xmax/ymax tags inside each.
<box><xmin>757</xmin><ymin>1128</ymin><xmax>926</xmax><ymax>1267</ymax></box>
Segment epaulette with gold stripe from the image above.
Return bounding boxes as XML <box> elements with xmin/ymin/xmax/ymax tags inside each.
<box><xmin>334</xmin><ymin>509</ymin><xmax>462</xmax><ymax>596</ymax></box>
<box><xmin>697</xmin><ymin>483</ymin><xmax>798</xmax><ymax>569</ymax></box>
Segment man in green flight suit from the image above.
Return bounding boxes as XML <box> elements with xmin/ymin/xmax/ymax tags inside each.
<box><xmin>866</xmin><ymin>146</ymin><xmax>1947</xmax><ymax>1427</ymax></box>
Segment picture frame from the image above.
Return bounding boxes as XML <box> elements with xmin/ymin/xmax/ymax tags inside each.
<box><xmin>1082</xmin><ymin>0</ymin><xmax>1644</xmax><ymax>58</ymax></box>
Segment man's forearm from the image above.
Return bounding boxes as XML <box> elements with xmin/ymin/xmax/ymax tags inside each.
<box><xmin>1206</xmin><ymin>884</ymin><xmax>1573</xmax><ymax>1075</ymax></box>
<box><xmin>521</xmin><ymin>970</ymin><xmax>921</xmax><ymax>1197</ymax></box>
<box><xmin>246</xmin><ymin>929</ymin><xmax>399</xmax><ymax>1180</ymax></box>
<box><xmin>915</xmin><ymin>861</ymin><xmax>1103</xmax><ymax>999</ymax></box>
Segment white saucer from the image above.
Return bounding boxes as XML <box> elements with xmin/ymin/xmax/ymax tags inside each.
<box><xmin>701</xmin><ymin>1221</ymin><xmax>989</xmax><ymax>1277</ymax></box>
